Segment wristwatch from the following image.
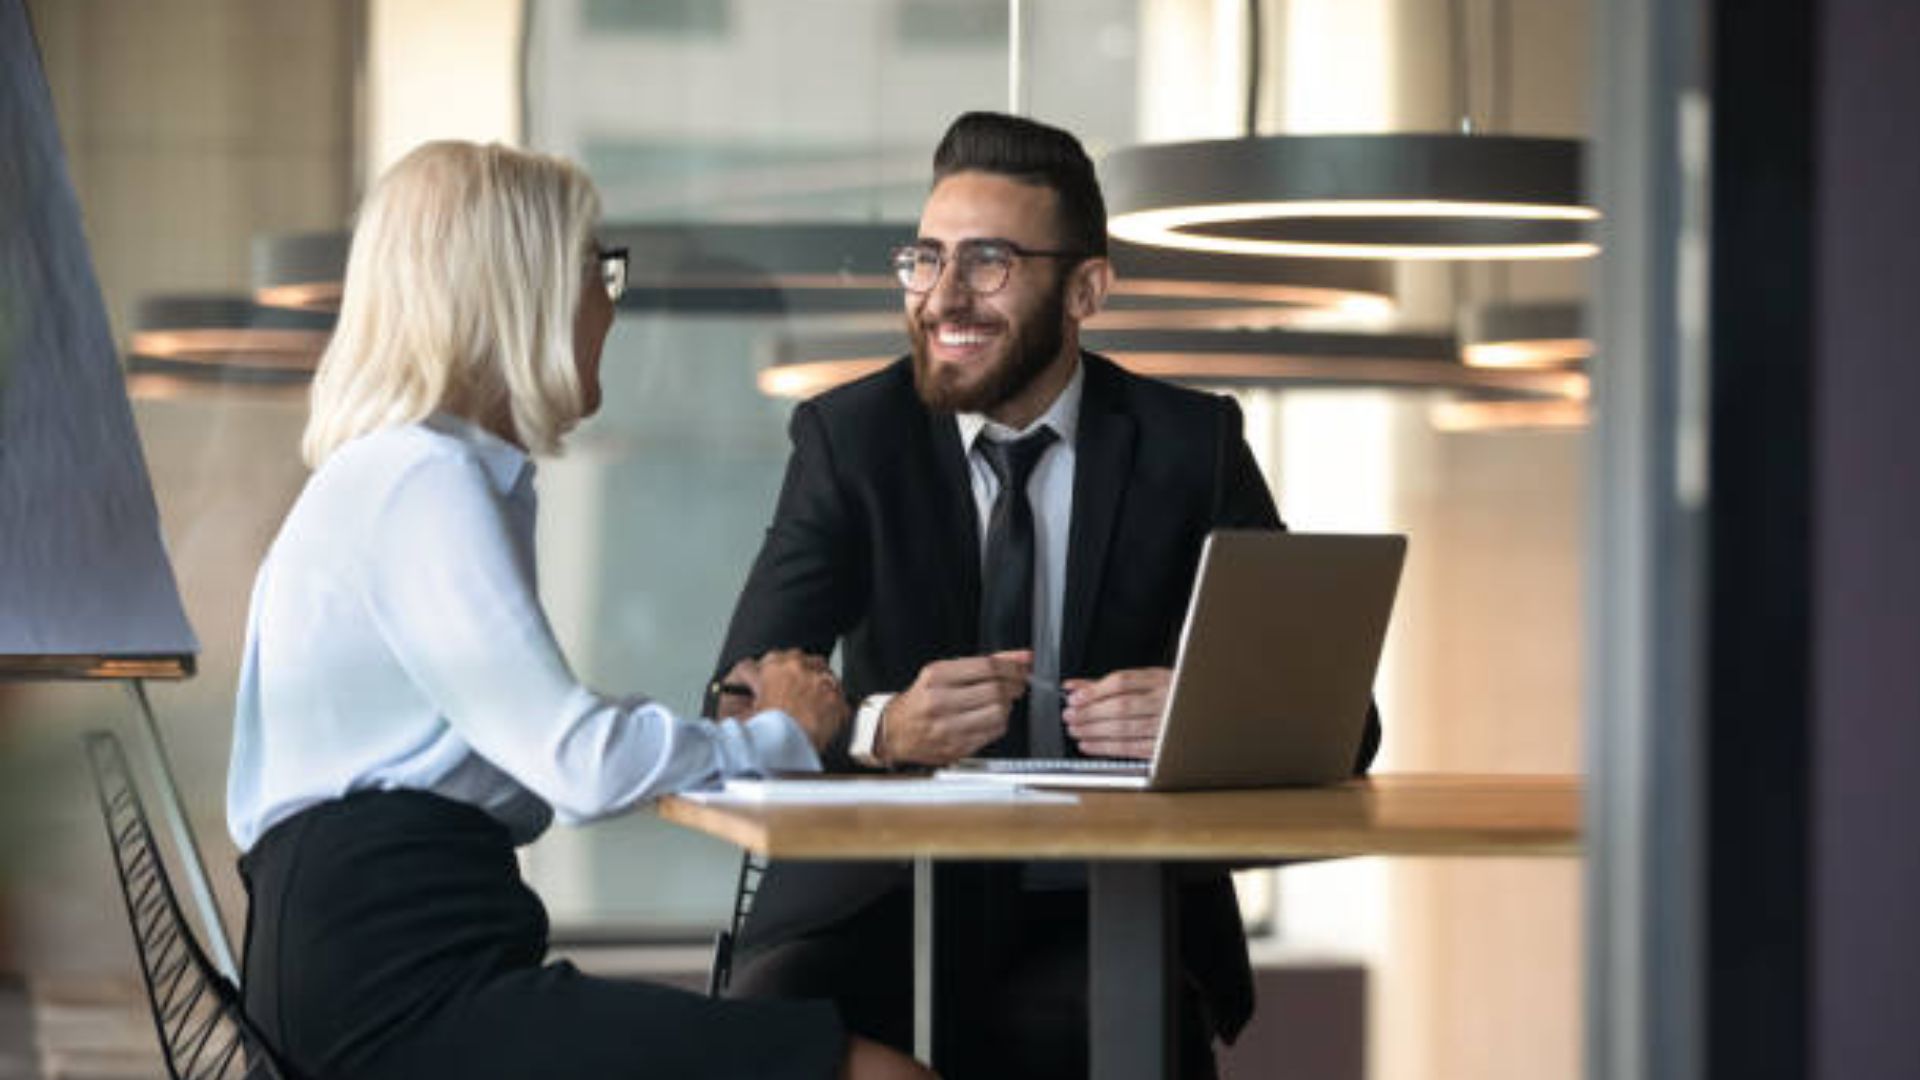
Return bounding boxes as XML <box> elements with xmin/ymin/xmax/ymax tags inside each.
<box><xmin>849</xmin><ymin>693</ymin><xmax>895</xmax><ymax>768</ymax></box>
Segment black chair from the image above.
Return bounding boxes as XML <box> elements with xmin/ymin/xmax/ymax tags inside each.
<box><xmin>84</xmin><ymin>731</ymin><xmax>292</xmax><ymax>1080</ymax></box>
<box><xmin>706</xmin><ymin>850</ymin><xmax>765</xmax><ymax>998</ymax></box>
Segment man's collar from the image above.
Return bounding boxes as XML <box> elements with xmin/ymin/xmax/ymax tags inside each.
<box><xmin>422</xmin><ymin>411</ymin><xmax>534</xmax><ymax>496</ymax></box>
<box><xmin>957</xmin><ymin>355</ymin><xmax>1085</xmax><ymax>453</ymax></box>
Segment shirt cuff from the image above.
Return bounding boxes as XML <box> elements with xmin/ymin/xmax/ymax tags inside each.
<box><xmin>732</xmin><ymin>708</ymin><xmax>825</xmax><ymax>774</ymax></box>
<box><xmin>849</xmin><ymin>693</ymin><xmax>895</xmax><ymax>768</ymax></box>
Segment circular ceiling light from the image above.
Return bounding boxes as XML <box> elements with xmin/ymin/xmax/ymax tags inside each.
<box><xmin>758</xmin><ymin>327</ymin><xmax>1587</xmax><ymax>402</ymax></box>
<box><xmin>1105</xmin><ymin>134</ymin><xmax>1597</xmax><ymax>261</ymax></box>
<box><xmin>254</xmin><ymin>225</ymin><xmax>1396</xmax><ymax>329</ymax></box>
<box><xmin>1429</xmin><ymin>399</ymin><xmax>1591</xmax><ymax>433</ymax></box>
<box><xmin>252</xmin><ymin>232</ymin><xmax>348</xmax><ymax>312</ymax></box>
<box><xmin>1101</xmin><ymin>241</ymin><xmax>1393</xmax><ymax>328</ymax></box>
<box><xmin>1459</xmin><ymin>301</ymin><xmax>1591</xmax><ymax>368</ymax></box>
<box><xmin>125</xmin><ymin>295</ymin><xmax>328</xmax><ymax>399</ymax></box>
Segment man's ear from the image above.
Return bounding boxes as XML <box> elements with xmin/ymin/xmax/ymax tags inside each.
<box><xmin>1066</xmin><ymin>257</ymin><xmax>1113</xmax><ymax>322</ymax></box>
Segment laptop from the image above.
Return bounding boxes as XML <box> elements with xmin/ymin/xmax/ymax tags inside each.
<box><xmin>934</xmin><ymin>530</ymin><xmax>1406</xmax><ymax>791</ymax></box>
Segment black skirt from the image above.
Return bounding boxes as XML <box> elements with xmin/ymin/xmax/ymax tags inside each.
<box><xmin>238</xmin><ymin>789</ymin><xmax>843</xmax><ymax>1079</ymax></box>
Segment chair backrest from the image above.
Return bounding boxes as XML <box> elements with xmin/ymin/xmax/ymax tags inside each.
<box><xmin>84</xmin><ymin>731</ymin><xmax>290</xmax><ymax>1080</ymax></box>
<box><xmin>707</xmin><ymin>850</ymin><xmax>766</xmax><ymax>998</ymax></box>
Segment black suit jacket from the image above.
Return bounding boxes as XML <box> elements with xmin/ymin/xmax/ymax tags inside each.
<box><xmin>711</xmin><ymin>352</ymin><xmax>1380</xmax><ymax>1041</ymax></box>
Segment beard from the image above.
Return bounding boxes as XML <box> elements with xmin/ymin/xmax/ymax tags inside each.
<box><xmin>908</xmin><ymin>285</ymin><xmax>1067</xmax><ymax>415</ymax></box>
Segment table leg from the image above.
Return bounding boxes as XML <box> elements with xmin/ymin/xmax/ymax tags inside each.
<box><xmin>913</xmin><ymin>856</ymin><xmax>932</xmax><ymax>1064</ymax></box>
<box><xmin>1090</xmin><ymin>861</ymin><xmax>1179</xmax><ymax>1080</ymax></box>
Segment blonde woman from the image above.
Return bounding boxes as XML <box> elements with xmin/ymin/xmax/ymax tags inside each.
<box><xmin>226</xmin><ymin>141</ymin><xmax>930</xmax><ymax>1080</ymax></box>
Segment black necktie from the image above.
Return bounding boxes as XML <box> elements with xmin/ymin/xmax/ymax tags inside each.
<box><xmin>976</xmin><ymin>426</ymin><xmax>1057</xmax><ymax>758</ymax></box>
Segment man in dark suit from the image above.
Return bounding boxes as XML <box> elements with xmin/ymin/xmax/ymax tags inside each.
<box><xmin>709</xmin><ymin>111</ymin><xmax>1379</xmax><ymax>1078</ymax></box>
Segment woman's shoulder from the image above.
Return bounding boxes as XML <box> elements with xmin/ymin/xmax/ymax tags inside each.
<box><xmin>329</xmin><ymin>419</ymin><xmax>489</xmax><ymax>474</ymax></box>
<box><xmin>311</xmin><ymin>420</ymin><xmax>498</xmax><ymax>508</ymax></box>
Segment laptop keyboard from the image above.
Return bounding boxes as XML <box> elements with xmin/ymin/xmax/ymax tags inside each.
<box><xmin>962</xmin><ymin>758</ymin><xmax>1148</xmax><ymax>775</ymax></box>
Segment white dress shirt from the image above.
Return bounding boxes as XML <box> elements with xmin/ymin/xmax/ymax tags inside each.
<box><xmin>847</xmin><ymin>362</ymin><xmax>1084</xmax><ymax>765</ymax></box>
<box><xmin>956</xmin><ymin>361</ymin><xmax>1082</xmax><ymax>756</ymax></box>
<box><xmin>227</xmin><ymin>413</ymin><xmax>820</xmax><ymax>852</ymax></box>
<box><xmin>962</xmin><ymin>364</ymin><xmax>1090</xmax><ymax>893</ymax></box>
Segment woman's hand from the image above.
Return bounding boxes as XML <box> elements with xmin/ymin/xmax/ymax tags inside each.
<box><xmin>754</xmin><ymin>649</ymin><xmax>849</xmax><ymax>751</ymax></box>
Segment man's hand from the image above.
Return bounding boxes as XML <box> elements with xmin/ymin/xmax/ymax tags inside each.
<box><xmin>755</xmin><ymin>649</ymin><xmax>849</xmax><ymax>751</ymax></box>
<box><xmin>877</xmin><ymin>650</ymin><xmax>1032</xmax><ymax>766</ymax></box>
<box><xmin>711</xmin><ymin>657</ymin><xmax>762</xmax><ymax>720</ymax></box>
<box><xmin>1063</xmin><ymin>667</ymin><xmax>1171</xmax><ymax>759</ymax></box>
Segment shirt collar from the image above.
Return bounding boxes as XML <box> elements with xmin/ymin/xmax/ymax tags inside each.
<box><xmin>956</xmin><ymin>355</ymin><xmax>1085</xmax><ymax>455</ymax></box>
<box><xmin>422</xmin><ymin>411</ymin><xmax>535</xmax><ymax>496</ymax></box>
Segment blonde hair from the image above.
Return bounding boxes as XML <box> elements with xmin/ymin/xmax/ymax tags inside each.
<box><xmin>302</xmin><ymin>141</ymin><xmax>601</xmax><ymax>466</ymax></box>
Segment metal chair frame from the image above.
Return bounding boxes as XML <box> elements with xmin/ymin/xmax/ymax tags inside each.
<box><xmin>706</xmin><ymin>850</ymin><xmax>766</xmax><ymax>998</ymax></box>
<box><xmin>84</xmin><ymin>731</ymin><xmax>291</xmax><ymax>1080</ymax></box>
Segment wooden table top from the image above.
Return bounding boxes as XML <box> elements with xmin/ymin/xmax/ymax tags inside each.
<box><xmin>656</xmin><ymin>773</ymin><xmax>1581</xmax><ymax>861</ymax></box>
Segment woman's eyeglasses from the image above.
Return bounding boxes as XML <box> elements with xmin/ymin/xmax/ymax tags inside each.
<box><xmin>595</xmin><ymin>246</ymin><xmax>629</xmax><ymax>303</ymax></box>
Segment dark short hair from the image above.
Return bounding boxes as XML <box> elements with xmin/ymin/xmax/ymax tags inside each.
<box><xmin>931</xmin><ymin>111</ymin><xmax>1108</xmax><ymax>257</ymax></box>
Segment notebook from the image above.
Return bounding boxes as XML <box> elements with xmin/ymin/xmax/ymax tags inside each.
<box><xmin>934</xmin><ymin>530</ymin><xmax>1405</xmax><ymax>791</ymax></box>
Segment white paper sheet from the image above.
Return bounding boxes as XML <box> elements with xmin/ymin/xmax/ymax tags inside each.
<box><xmin>680</xmin><ymin>777</ymin><xmax>1079</xmax><ymax>806</ymax></box>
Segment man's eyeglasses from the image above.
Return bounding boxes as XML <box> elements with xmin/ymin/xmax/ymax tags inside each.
<box><xmin>595</xmin><ymin>245</ymin><xmax>629</xmax><ymax>303</ymax></box>
<box><xmin>891</xmin><ymin>238</ymin><xmax>1090</xmax><ymax>296</ymax></box>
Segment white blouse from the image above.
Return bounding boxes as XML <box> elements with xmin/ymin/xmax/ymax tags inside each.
<box><xmin>226</xmin><ymin>413</ymin><xmax>819</xmax><ymax>851</ymax></box>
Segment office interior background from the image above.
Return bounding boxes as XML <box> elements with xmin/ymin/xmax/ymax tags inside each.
<box><xmin>0</xmin><ymin>1</ymin><xmax>1912</xmax><ymax>1078</ymax></box>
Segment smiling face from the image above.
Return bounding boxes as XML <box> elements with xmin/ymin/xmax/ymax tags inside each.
<box><xmin>906</xmin><ymin>171</ymin><xmax>1108</xmax><ymax>427</ymax></box>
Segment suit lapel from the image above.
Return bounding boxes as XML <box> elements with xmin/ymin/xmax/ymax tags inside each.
<box><xmin>1060</xmin><ymin>355</ymin><xmax>1135</xmax><ymax>678</ymax></box>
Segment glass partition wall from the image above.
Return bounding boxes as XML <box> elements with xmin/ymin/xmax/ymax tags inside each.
<box><xmin>4</xmin><ymin>1</ymin><xmax>1588</xmax><ymax>1077</ymax></box>
<box><xmin>513</xmin><ymin>0</ymin><xmax>1149</xmax><ymax>939</ymax></box>
<box><xmin>518</xmin><ymin>3</ymin><xmax>1589</xmax><ymax>1078</ymax></box>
